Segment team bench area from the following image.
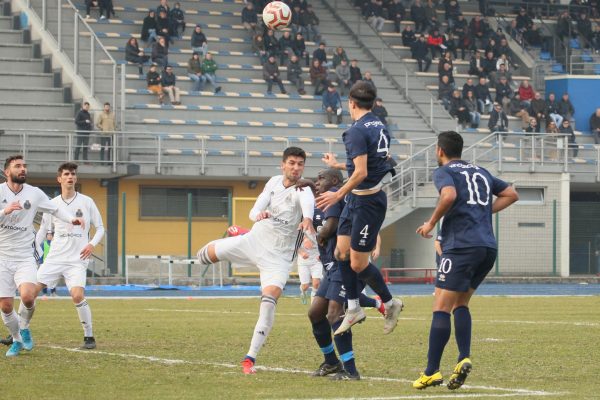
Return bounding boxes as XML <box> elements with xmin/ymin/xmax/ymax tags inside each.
<box><xmin>381</xmin><ymin>267</ymin><xmax>436</xmax><ymax>284</ymax></box>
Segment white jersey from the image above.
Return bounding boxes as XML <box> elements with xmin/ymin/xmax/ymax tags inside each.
<box><xmin>0</xmin><ymin>183</ymin><xmax>74</xmax><ymax>261</ymax></box>
<box><xmin>36</xmin><ymin>193</ymin><xmax>105</xmax><ymax>265</ymax></box>
<box><xmin>248</xmin><ymin>175</ymin><xmax>315</xmax><ymax>261</ymax></box>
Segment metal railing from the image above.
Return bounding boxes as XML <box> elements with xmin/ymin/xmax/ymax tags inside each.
<box><xmin>25</xmin><ymin>0</ymin><xmax>118</xmax><ymax>113</ymax></box>
<box><xmin>489</xmin><ymin>0</ymin><xmax>592</xmax><ymax>19</ymax></box>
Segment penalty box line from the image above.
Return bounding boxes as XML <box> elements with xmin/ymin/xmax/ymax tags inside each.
<box><xmin>42</xmin><ymin>345</ymin><xmax>560</xmax><ymax>398</ymax></box>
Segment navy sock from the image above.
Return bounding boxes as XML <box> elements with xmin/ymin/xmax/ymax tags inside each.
<box><xmin>425</xmin><ymin>311</ymin><xmax>451</xmax><ymax>376</ymax></box>
<box><xmin>339</xmin><ymin>260</ymin><xmax>359</xmax><ymax>300</ymax></box>
<box><xmin>453</xmin><ymin>306</ymin><xmax>472</xmax><ymax>362</ymax></box>
<box><xmin>331</xmin><ymin>320</ymin><xmax>357</xmax><ymax>375</ymax></box>
<box><xmin>358</xmin><ymin>293</ymin><xmax>377</xmax><ymax>308</ymax></box>
<box><xmin>312</xmin><ymin>319</ymin><xmax>338</xmax><ymax>365</ymax></box>
<box><xmin>357</xmin><ymin>263</ymin><xmax>392</xmax><ymax>303</ymax></box>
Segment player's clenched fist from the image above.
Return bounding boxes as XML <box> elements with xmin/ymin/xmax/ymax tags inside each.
<box><xmin>255</xmin><ymin>211</ymin><xmax>271</xmax><ymax>221</ymax></box>
<box><xmin>2</xmin><ymin>201</ymin><xmax>23</xmax><ymax>215</ymax></box>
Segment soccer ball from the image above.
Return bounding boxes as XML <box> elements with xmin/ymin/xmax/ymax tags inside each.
<box><xmin>262</xmin><ymin>1</ymin><xmax>292</xmax><ymax>30</ymax></box>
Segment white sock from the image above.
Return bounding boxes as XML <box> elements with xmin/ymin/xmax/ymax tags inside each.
<box><xmin>384</xmin><ymin>299</ymin><xmax>394</xmax><ymax>310</ymax></box>
<box><xmin>18</xmin><ymin>301</ymin><xmax>35</xmax><ymax>329</ymax></box>
<box><xmin>347</xmin><ymin>298</ymin><xmax>360</xmax><ymax>311</ymax></box>
<box><xmin>246</xmin><ymin>295</ymin><xmax>276</xmax><ymax>359</ymax></box>
<box><xmin>375</xmin><ymin>298</ymin><xmax>382</xmax><ymax>309</ymax></box>
<box><xmin>1</xmin><ymin>311</ymin><xmax>23</xmax><ymax>342</ymax></box>
<box><xmin>75</xmin><ymin>299</ymin><xmax>93</xmax><ymax>337</ymax></box>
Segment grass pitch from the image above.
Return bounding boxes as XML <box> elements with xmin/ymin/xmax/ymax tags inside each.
<box><xmin>2</xmin><ymin>295</ymin><xmax>599</xmax><ymax>399</ymax></box>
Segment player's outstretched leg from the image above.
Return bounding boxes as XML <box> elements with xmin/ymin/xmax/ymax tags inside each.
<box><xmin>334</xmin><ymin>260</ymin><xmax>365</xmax><ymax>336</ymax></box>
<box><xmin>413</xmin><ymin>311</ymin><xmax>451</xmax><ymax>389</ymax></box>
<box><xmin>308</xmin><ymin>297</ymin><xmax>343</xmax><ymax>377</ymax></box>
<box><xmin>242</xmin><ymin>293</ymin><xmax>278</xmax><ymax>374</ymax></box>
<box><xmin>357</xmin><ymin>263</ymin><xmax>403</xmax><ymax>334</ymax></box>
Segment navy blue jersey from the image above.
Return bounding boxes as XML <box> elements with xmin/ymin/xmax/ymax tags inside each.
<box><xmin>433</xmin><ymin>160</ymin><xmax>509</xmax><ymax>250</ymax></box>
<box><xmin>315</xmin><ymin>188</ymin><xmax>344</xmax><ymax>271</ymax></box>
<box><xmin>343</xmin><ymin>112</ymin><xmax>392</xmax><ymax>189</ymax></box>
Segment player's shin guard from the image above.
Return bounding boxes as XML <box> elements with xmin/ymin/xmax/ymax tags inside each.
<box><xmin>357</xmin><ymin>263</ymin><xmax>392</xmax><ymax>303</ymax></box>
<box><xmin>453</xmin><ymin>306</ymin><xmax>472</xmax><ymax>361</ymax></box>
<box><xmin>331</xmin><ymin>321</ymin><xmax>357</xmax><ymax>375</ymax></box>
<box><xmin>425</xmin><ymin>311</ymin><xmax>451</xmax><ymax>376</ymax></box>
<box><xmin>312</xmin><ymin>319</ymin><xmax>338</xmax><ymax>365</ymax></box>
<box><xmin>17</xmin><ymin>301</ymin><xmax>35</xmax><ymax>329</ymax></box>
<box><xmin>247</xmin><ymin>295</ymin><xmax>277</xmax><ymax>359</ymax></box>
<box><xmin>339</xmin><ymin>260</ymin><xmax>360</xmax><ymax>309</ymax></box>
<box><xmin>1</xmin><ymin>311</ymin><xmax>22</xmax><ymax>343</ymax></box>
<box><xmin>75</xmin><ymin>299</ymin><xmax>93</xmax><ymax>337</ymax></box>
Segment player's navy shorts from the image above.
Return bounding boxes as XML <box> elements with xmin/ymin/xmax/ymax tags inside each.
<box><xmin>436</xmin><ymin>246</ymin><xmax>497</xmax><ymax>292</ymax></box>
<box><xmin>338</xmin><ymin>190</ymin><xmax>387</xmax><ymax>252</ymax></box>
<box><xmin>316</xmin><ymin>267</ymin><xmax>346</xmax><ymax>305</ymax></box>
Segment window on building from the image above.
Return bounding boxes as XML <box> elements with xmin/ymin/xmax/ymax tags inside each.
<box><xmin>140</xmin><ymin>187</ymin><xmax>229</xmax><ymax>219</ymax></box>
<box><xmin>515</xmin><ymin>187</ymin><xmax>545</xmax><ymax>205</ymax></box>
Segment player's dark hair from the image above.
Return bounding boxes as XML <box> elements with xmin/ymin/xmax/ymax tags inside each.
<box><xmin>4</xmin><ymin>155</ymin><xmax>23</xmax><ymax>170</ymax></box>
<box><xmin>437</xmin><ymin>131</ymin><xmax>463</xmax><ymax>159</ymax></box>
<box><xmin>282</xmin><ymin>146</ymin><xmax>306</xmax><ymax>162</ymax></box>
<box><xmin>57</xmin><ymin>162</ymin><xmax>78</xmax><ymax>176</ymax></box>
<box><xmin>324</xmin><ymin>168</ymin><xmax>344</xmax><ymax>184</ymax></box>
<box><xmin>349</xmin><ymin>81</ymin><xmax>376</xmax><ymax>110</ymax></box>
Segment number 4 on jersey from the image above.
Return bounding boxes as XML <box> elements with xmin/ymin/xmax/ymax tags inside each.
<box><xmin>360</xmin><ymin>224</ymin><xmax>369</xmax><ymax>239</ymax></box>
<box><xmin>377</xmin><ymin>129</ymin><xmax>389</xmax><ymax>157</ymax></box>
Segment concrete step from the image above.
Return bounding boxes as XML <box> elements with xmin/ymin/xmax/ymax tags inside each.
<box><xmin>0</xmin><ymin>58</ymin><xmax>45</xmax><ymax>73</ymax></box>
<box><xmin>0</xmin><ymin>118</ymin><xmax>74</xmax><ymax>130</ymax></box>
<box><xmin>0</xmin><ymin>103</ymin><xmax>74</xmax><ymax>119</ymax></box>
<box><xmin>0</xmin><ymin>29</ymin><xmax>24</xmax><ymax>44</ymax></box>
<box><xmin>0</xmin><ymin>17</ymin><xmax>13</xmax><ymax>30</ymax></box>
<box><xmin>0</xmin><ymin>87</ymin><xmax>64</xmax><ymax>103</ymax></box>
<box><xmin>0</xmin><ymin>72</ymin><xmax>54</xmax><ymax>88</ymax></box>
<box><xmin>0</xmin><ymin>44</ymin><xmax>34</xmax><ymax>59</ymax></box>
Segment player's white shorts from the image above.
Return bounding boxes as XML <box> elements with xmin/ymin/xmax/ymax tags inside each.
<box><xmin>37</xmin><ymin>261</ymin><xmax>87</xmax><ymax>291</ymax></box>
<box><xmin>213</xmin><ymin>234</ymin><xmax>292</xmax><ymax>289</ymax></box>
<box><xmin>0</xmin><ymin>258</ymin><xmax>38</xmax><ymax>298</ymax></box>
<box><xmin>297</xmin><ymin>251</ymin><xmax>323</xmax><ymax>285</ymax></box>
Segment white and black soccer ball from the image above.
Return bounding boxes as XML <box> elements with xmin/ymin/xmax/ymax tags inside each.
<box><xmin>262</xmin><ymin>1</ymin><xmax>292</xmax><ymax>30</ymax></box>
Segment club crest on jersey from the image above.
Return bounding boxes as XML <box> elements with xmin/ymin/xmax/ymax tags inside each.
<box><xmin>438</xmin><ymin>274</ymin><xmax>446</xmax><ymax>282</ymax></box>
<box><xmin>23</xmin><ymin>200</ymin><xmax>31</xmax><ymax>210</ymax></box>
<box><xmin>1</xmin><ymin>199</ymin><xmax>6</xmax><ymax>204</ymax></box>
<box><xmin>272</xmin><ymin>206</ymin><xmax>279</xmax><ymax>215</ymax></box>
<box><xmin>76</xmin><ymin>209</ymin><xmax>83</xmax><ymax>218</ymax></box>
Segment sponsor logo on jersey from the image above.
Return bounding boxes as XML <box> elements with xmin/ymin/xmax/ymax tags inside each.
<box><xmin>23</xmin><ymin>200</ymin><xmax>31</xmax><ymax>210</ymax></box>
<box><xmin>59</xmin><ymin>233</ymin><xmax>83</xmax><ymax>238</ymax></box>
<box><xmin>76</xmin><ymin>209</ymin><xmax>83</xmax><ymax>217</ymax></box>
<box><xmin>0</xmin><ymin>223</ymin><xmax>27</xmax><ymax>232</ymax></box>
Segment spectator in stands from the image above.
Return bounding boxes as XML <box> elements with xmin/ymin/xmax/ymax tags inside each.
<box><xmin>302</xmin><ymin>4</ymin><xmax>321</xmax><ymax>42</ymax></box>
<box><xmin>96</xmin><ymin>102</ymin><xmax>115</xmax><ymax>163</ymax></box>
<box><xmin>516</xmin><ymin>8</ymin><xmax>533</xmax><ymax>34</ymax></box>
<box><xmin>464</xmin><ymin>90</ymin><xmax>480</xmax><ymax>128</ymax></box>
<box><xmin>156</xmin><ymin>10</ymin><xmax>173</xmax><ymax>42</ymax></box>
<box><xmin>559</xmin><ymin>119</ymin><xmax>578</xmax><ymax>157</ymax></box>
<box><xmin>439</xmin><ymin>62</ymin><xmax>454</xmax><ymax>85</ymax></box>
<box><xmin>201</xmin><ymin>53</ymin><xmax>221</xmax><ymax>94</ymax></box>
<box><xmin>495</xmin><ymin>76</ymin><xmax>512</xmax><ymax>111</ymax></box>
<box><xmin>74</xmin><ymin>102</ymin><xmax>92</xmax><ymax>161</ymax></box>
<box><xmin>469</xmin><ymin>15</ymin><xmax>489</xmax><ymax>50</ymax></box>
<box><xmin>507</xmin><ymin>93</ymin><xmax>530</xmax><ymax>129</ymax></box>
<box><xmin>279</xmin><ymin>31</ymin><xmax>295</xmax><ymax>66</ymax></box>
<box><xmin>546</xmin><ymin>93</ymin><xmax>563</xmax><ymax>127</ymax></box>
<box><xmin>372</xmin><ymin>97</ymin><xmax>388</xmax><ymax>126</ymax></box>
<box><xmin>310</xmin><ymin>59</ymin><xmax>328</xmax><ymax>95</ymax></box>
<box><xmin>481</xmin><ymin>51</ymin><xmax>497</xmax><ymax>80</ymax></box>
<box><xmin>496</xmin><ymin>54</ymin><xmax>510</xmax><ymax>73</ymax></box>
<box><xmin>322</xmin><ymin>84</ymin><xmax>343</xmax><ymax>124</ymax></box>
<box><xmin>157</xmin><ymin>0</ymin><xmax>170</xmax><ymax>16</ymax></box>
<box><xmin>590</xmin><ymin>108</ymin><xmax>600</xmax><ymax>143</ymax></box>
<box><xmin>191</xmin><ymin>25</ymin><xmax>208</xmax><ymax>58</ymax></box>
<box><xmin>468</xmin><ymin>51</ymin><xmax>484</xmax><ymax>77</ymax></box>
<box><xmin>387</xmin><ymin>0</ymin><xmax>406</xmax><ymax>33</ymax></box>
<box><xmin>438</xmin><ymin>75</ymin><xmax>453</xmax><ymax>110</ymax></box>
<box><xmin>365</xmin><ymin>0</ymin><xmax>386</xmax><ymax>31</ymax></box>
<box><xmin>475</xmin><ymin>77</ymin><xmax>493</xmax><ymax>115</ymax></box>
<box><xmin>161</xmin><ymin>66</ymin><xmax>181</xmax><ymax>105</ymax></box>
<box><xmin>523</xmin><ymin>24</ymin><xmax>547</xmax><ymax>51</ymax></box>
<box><xmin>518</xmin><ymin>79</ymin><xmax>534</xmax><ymax>108</ymax></box>
<box><xmin>312</xmin><ymin>42</ymin><xmax>330</xmax><ymax>68</ymax></box>
<box><xmin>335</xmin><ymin>59</ymin><xmax>352</xmax><ymax>96</ymax></box>
<box><xmin>547</xmin><ymin>120</ymin><xmax>559</xmax><ymax>134</ymax></box>
<box><xmin>577</xmin><ymin>13</ymin><xmax>593</xmax><ymax>46</ymax></box>
<box><xmin>449</xmin><ymin>90</ymin><xmax>470</xmax><ymax>128</ymax></box>
<box><xmin>591</xmin><ymin>25</ymin><xmax>600</xmax><ymax>52</ymax></box>
<box><xmin>349</xmin><ymin>59</ymin><xmax>362</xmax><ymax>85</ymax></box>
<box><xmin>98</xmin><ymin>0</ymin><xmax>115</xmax><ymax>20</ymax></box>
<box><xmin>452</xmin><ymin>14</ymin><xmax>468</xmax><ymax>59</ymax></box>
<box><xmin>444</xmin><ymin>0</ymin><xmax>461</xmax><ymax>29</ymax></box>
<box><xmin>495</xmin><ymin>62</ymin><xmax>512</xmax><ymax>86</ymax></box>
<box><xmin>496</xmin><ymin>38</ymin><xmax>515</xmax><ymax>68</ymax></box>
<box><xmin>187</xmin><ymin>52</ymin><xmax>205</xmax><ymax>92</ymax></box>
<box><xmin>530</xmin><ymin>92</ymin><xmax>548</xmax><ymax>130</ymax></box>
<box><xmin>125</xmin><ymin>37</ymin><xmax>150</xmax><ymax>75</ymax></box>
<box><xmin>412</xmin><ymin>35</ymin><xmax>432</xmax><ymax>72</ymax></box>
<box><xmin>525</xmin><ymin>117</ymin><xmax>538</xmax><ymax>133</ymax></box>
<box><xmin>293</xmin><ymin>33</ymin><xmax>310</xmax><ymax>66</ymax></box>
<box><xmin>287</xmin><ymin>54</ymin><xmax>306</xmax><ymax>95</ymax></box>
<box><xmin>332</xmin><ymin>47</ymin><xmax>349</xmax><ymax>69</ymax></box>
<box><xmin>141</xmin><ymin>10</ymin><xmax>158</xmax><ymax>43</ymax></box>
<box><xmin>363</xmin><ymin>71</ymin><xmax>377</xmax><ymax>90</ymax></box>
<box><xmin>484</xmin><ymin>38</ymin><xmax>499</xmax><ymax>58</ymax></box>
<box><xmin>438</xmin><ymin>51</ymin><xmax>453</xmax><ymax>74</ymax></box>
<box><xmin>556</xmin><ymin>11</ymin><xmax>573</xmax><ymax>42</ymax></box>
<box><xmin>427</xmin><ymin>28</ymin><xmax>444</xmax><ymax>59</ymax></box>
<box><xmin>263</xmin><ymin>55</ymin><xmax>287</xmax><ymax>95</ymax></box>
<box><xmin>84</xmin><ymin>0</ymin><xmax>97</xmax><ymax>19</ymax></box>
<box><xmin>424</xmin><ymin>0</ymin><xmax>439</xmax><ymax>32</ymax></box>
<box><xmin>462</xmin><ymin>78</ymin><xmax>475</xmax><ymax>98</ymax></box>
<box><xmin>146</xmin><ymin>64</ymin><xmax>165</xmax><ymax>104</ymax></box>
<box><xmin>264</xmin><ymin>30</ymin><xmax>280</xmax><ymax>59</ymax></box>
<box><xmin>410</xmin><ymin>0</ymin><xmax>427</xmax><ymax>33</ymax></box>
<box><xmin>151</xmin><ymin>36</ymin><xmax>169</xmax><ymax>68</ymax></box>
<box><xmin>444</xmin><ymin>32</ymin><xmax>459</xmax><ymax>60</ymax></box>
<box><xmin>242</xmin><ymin>2</ymin><xmax>259</xmax><ymax>37</ymax></box>
<box><xmin>401</xmin><ymin>25</ymin><xmax>416</xmax><ymax>47</ymax></box>
<box><xmin>488</xmin><ymin>103</ymin><xmax>509</xmax><ymax>132</ymax></box>
<box><xmin>290</xmin><ymin>5</ymin><xmax>304</xmax><ymax>37</ymax></box>
<box><xmin>170</xmin><ymin>3</ymin><xmax>185</xmax><ymax>38</ymax></box>
<box><xmin>559</xmin><ymin>93</ymin><xmax>575</xmax><ymax>122</ymax></box>
<box><xmin>253</xmin><ymin>34</ymin><xmax>268</xmax><ymax>65</ymax></box>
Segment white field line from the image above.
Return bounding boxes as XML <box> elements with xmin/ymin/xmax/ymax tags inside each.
<box><xmin>277</xmin><ymin>394</ymin><xmax>556</xmax><ymax>400</ymax></box>
<box><xmin>42</xmin><ymin>345</ymin><xmax>560</xmax><ymax>398</ymax></box>
<box><xmin>144</xmin><ymin>308</ymin><xmax>600</xmax><ymax>327</ymax></box>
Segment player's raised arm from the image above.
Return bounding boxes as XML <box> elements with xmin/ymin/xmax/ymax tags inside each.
<box><xmin>322</xmin><ymin>152</ymin><xmax>346</xmax><ymax>170</ymax></box>
<box><xmin>317</xmin><ymin>154</ymin><xmax>366</xmax><ymax>211</ymax></box>
<box><xmin>35</xmin><ymin>189</ymin><xmax>85</xmax><ymax>229</ymax></box>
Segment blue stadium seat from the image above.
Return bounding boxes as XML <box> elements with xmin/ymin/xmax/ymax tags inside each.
<box><xmin>539</xmin><ymin>51</ymin><xmax>551</xmax><ymax>61</ymax></box>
